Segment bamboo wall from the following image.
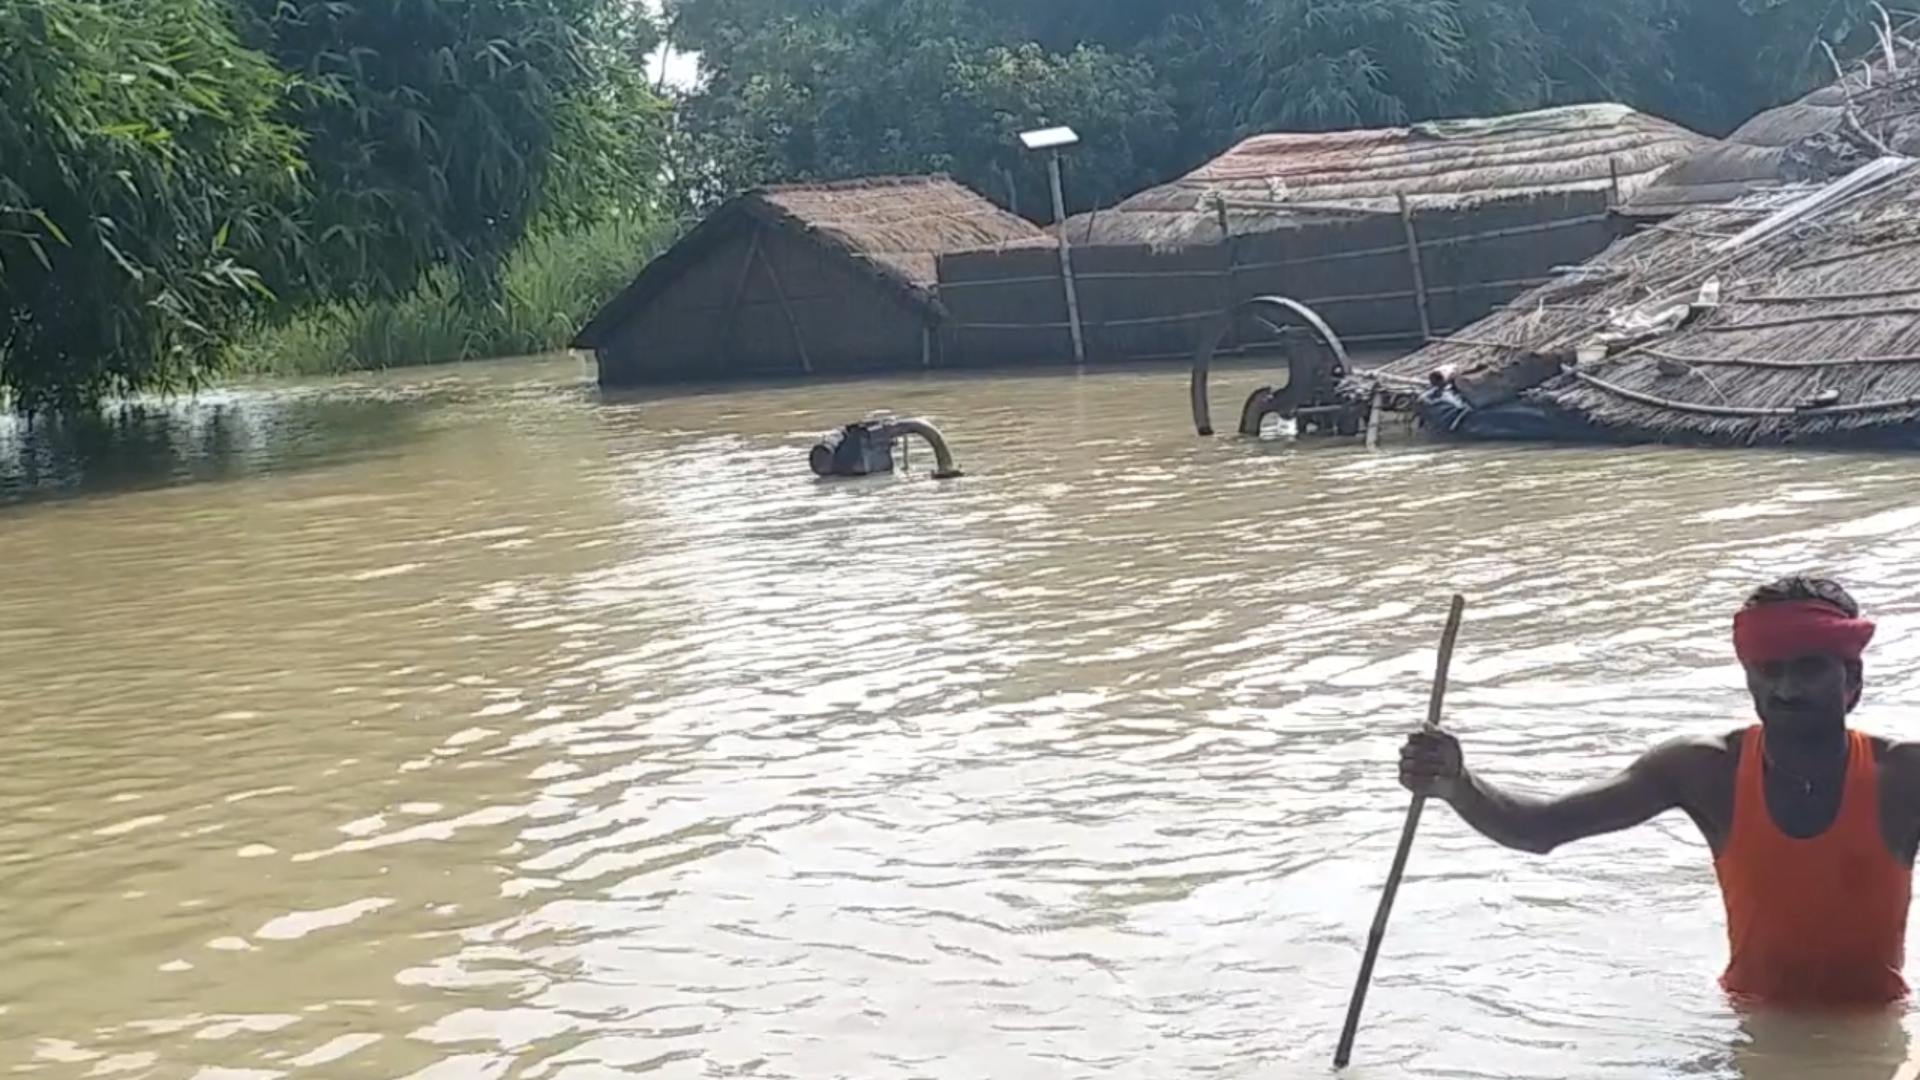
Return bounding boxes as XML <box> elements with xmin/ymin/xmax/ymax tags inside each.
<box><xmin>597</xmin><ymin>223</ymin><xmax>929</xmax><ymax>386</ymax></box>
<box><xmin>933</xmin><ymin>191</ymin><xmax>1616</xmax><ymax>366</ymax></box>
<box><xmin>591</xmin><ymin>189</ymin><xmax>1620</xmax><ymax>387</ymax></box>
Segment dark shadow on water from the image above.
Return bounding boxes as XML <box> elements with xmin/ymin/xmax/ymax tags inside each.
<box><xmin>591</xmin><ymin>367</ymin><xmax>1083</xmax><ymax>413</ymax></box>
<box><xmin>0</xmin><ymin>391</ymin><xmax>436</xmax><ymax>511</ymax></box>
<box><xmin>588</xmin><ymin>353</ymin><xmax>1357</xmax><ymax>410</ymax></box>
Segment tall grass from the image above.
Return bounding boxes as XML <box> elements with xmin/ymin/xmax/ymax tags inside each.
<box><xmin>230</xmin><ymin>213</ymin><xmax>678</xmax><ymax>377</ymax></box>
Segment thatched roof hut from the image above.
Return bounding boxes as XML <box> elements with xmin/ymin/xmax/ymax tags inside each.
<box><xmin>1620</xmin><ymin>48</ymin><xmax>1920</xmax><ymax>220</ymax></box>
<box><xmin>576</xmin><ymin>175</ymin><xmax>1044</xmax><ymax>385</ymax></box>
<box><xmin>1348</xmin><ymin>156</ymin><xmax>1920</xmax><ymax>447</ymax></box>
<box><xmin>1063</xmin><ymin>103</ymin><xmax>1709</xmax><ymax>248</ymax></box>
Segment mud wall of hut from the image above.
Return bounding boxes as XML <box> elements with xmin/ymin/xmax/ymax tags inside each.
<box><xmin>933</xmin><ymin>191</ymin><xmax>1616</xmax><ymax>366</ymax></box>
<box><xmin>597</xmin><ymin>223</ymin><xmax>929</xmax><ymax>385</ymax></box>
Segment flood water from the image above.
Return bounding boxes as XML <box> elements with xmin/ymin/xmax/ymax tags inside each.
<box><xmin>8</xmin><ymin>356</ymin><xmax>1920</xmax><ymax>1080</ymax></box>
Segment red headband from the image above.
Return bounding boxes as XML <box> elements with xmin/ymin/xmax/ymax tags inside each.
<box><xmin>1731</xmin><ymin>599</ymin><xmax>1875</xmax><ymax>666</ymax></box>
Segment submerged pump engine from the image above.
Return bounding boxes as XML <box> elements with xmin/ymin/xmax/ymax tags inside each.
<box><xmin>808</xmin><ymin>413</ymin><xmax>963</xmax><ymax>480</ymax></box>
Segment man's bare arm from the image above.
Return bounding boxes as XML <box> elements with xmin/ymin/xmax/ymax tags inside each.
<box><xmin>1874</xmin><ymin>740</ymin><xmax>1920</xmax><ymax>864</ymax></box>
<box><xmin>1441</xmin><ymin>739</ymin><xmax>1697</xmax><ymax>855</ymax></box>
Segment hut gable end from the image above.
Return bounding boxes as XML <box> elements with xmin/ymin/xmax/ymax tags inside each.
<box><xmin>574</xmin><ymin>175</ymin><xmax>1044</xmax><ymax>357</ymax></box>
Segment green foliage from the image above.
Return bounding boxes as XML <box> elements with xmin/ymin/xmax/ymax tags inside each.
<box><xmin>235</xmin><ymin>0</ymin><xmax>668</xmax><ymax>305</ymax></box>
<box><xmin>946</xmin><ymin>44</ymin><xmax>1179</xmax><ymax>218</ymax></box>
<box><xmin>667</xmin><ymin>0</ymin><xmax>1910</xmax><ymax>219</ymax></box>
<box><xmin>231</xmin><ymin>213</ymin><xmax>677</xmax><ymax>377</ymax></box>
<box><xmin>0</xmin><ymin>0</ymin><xmax>304</xmax><ymax>411</ymax></box>
<box><xmin>671</xmin><ymin>1</ymin><xmax>1177</xmax><ymax>215</ymax></box>
<box><xmin>1</xmin><ymin>0</ymin><xmax>669</xmax><ymax>411</ymax></box>
<box><xmin>540</xmin><ymin>36</ymin><xmax>674</xmax><ymax>231</ymax></box>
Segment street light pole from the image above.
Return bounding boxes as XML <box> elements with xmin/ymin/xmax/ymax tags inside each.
<box><xmin>1020</xmin><ymin>125</ymin><xmax>1086</xmax><ymax>367</ymax></box>
<box><xmin>1045</xmin><ymin>149</ymin><xmax>1086</xmax><ymax>366</ymax></box>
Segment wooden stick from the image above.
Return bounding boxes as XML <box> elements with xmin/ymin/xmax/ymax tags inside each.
<box><xmin>752</xmin><ymin>240</ymin><xmax>812</xmax><ymax>375</ymax></box>
<box><xmin>1396</xmin><ymin>194</ymin><xmax>1433</xmax><ymax>342</ymax></box>
<box><xmin>1332</xmin><ymin>593</ymin><xmax>1467</xmax><ymax>1069</ymax></box>
<box><xmin>713</xmin><ymin>227</ymin><xmax>761</xmax><ymax>368</ymax></box>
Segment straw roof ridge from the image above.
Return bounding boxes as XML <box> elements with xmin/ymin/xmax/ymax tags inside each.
<box><xmin>1351</xmin><ymin>158</ymin><xmax>1920</xmax><ymax>445</ymax></box>
<box><xmin>1066</xmin><ymin>102</ymin><xmax>1710</xmax><ymax>248</ymax></box>
<box><xmin>1622</xmin><ymin>43</ymin><xmax>1920</xmax><ymax>218</ymax></box>
<box><xmin>573</xmin><ymin>174</ymin><xmax>1042</xmax><ymax>348</ymax></box>
<box><xmin>747</xmin><ymin>174</ymin><xmax>1045</xmax><ymax>289</ymax></box>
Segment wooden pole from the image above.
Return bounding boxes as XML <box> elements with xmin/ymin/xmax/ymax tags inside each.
<box><xmin>1396</xmin><ymin>194</ymin><xmax>1433</xmax><ymax>342</ymax></box>
<box><xmin>713</xmin><ymin>227</ymin><xmax>761</xmax><ymax>369</ymax></box>
<box><xmin>753</xmin><ymin>241</ymin><xmax>812</xmax><ymax>375</ymax></box>
<box><xmin>1608</xmin><ymin>157</ymin><xmax>1622</xmax><ymax>210</ymax></box>
<box><xmin>1332</xmin><ymin>593</ymin><xmax>1467</xmax><ymax>1069</ymax></box>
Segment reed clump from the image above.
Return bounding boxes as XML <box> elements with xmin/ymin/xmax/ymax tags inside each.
<box><xmin>232</xmin><ymin>214</ymin><xmax>677</xmax><ymax>377</ymax></box>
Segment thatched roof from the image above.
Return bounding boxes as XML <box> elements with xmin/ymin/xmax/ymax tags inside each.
<box><xmin>1062</xmin><ymin>104</ymin><xmax>1709</xmax><ymax>248</ymax></box>
<box><xmin>1350</xmin><ymin>155</ymin><xmax>1920</xmax><ymax>445</ymax></box>
<box><xmin>1621</xmin><ymin>46</ymin><xmax>1920</xmax><ymax>218</ymax></box>
<box><xmin>573</xmin><ymin>175</ymin><xmax>1042</xmax><ymax>348</ymax></box>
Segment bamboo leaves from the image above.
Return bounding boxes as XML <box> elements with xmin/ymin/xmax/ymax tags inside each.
<box><xmin>0</xmin><ymin>0</ymin><xmax>303</xmax><ymax>410</ymax></box>
<box><xmin>2</xmin><ymin>0</ymin><xmax>668</xmax><ymax>410</ymax></box>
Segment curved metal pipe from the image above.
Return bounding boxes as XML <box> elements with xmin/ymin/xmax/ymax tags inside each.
<box><xmin>1190</xmin><ymin>295</ymin><xmax>1352</xmax><ymax>436</ymax></box>
<box><xmin>886</xmin><ymin>418</ymin><xmax>963</xmax><ymax>479</ymax></box>
<box><xmin>1238</xmin><ymin>387</ymin><xmax>1279</xmax><ymax>437</ymax></box>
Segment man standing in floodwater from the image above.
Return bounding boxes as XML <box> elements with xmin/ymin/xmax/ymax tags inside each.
<box><xmin>1401</xmin><ymin>576</ymin><xmax>1920</xmax><ymax>1008</ymax></box>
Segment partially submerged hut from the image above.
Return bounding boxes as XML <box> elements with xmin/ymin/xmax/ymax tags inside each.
<box><xmin>1062</xmin><ymin>103</ymin><xmax>1708</xmax><ymax>247</ymax></box>
<box><xmin>1345</xmin><ymin>155</ymin><xmax>1920</xmax><ymax>448</ymax></box>
<box><xmin>925</xmin><ymin>103</ymin><xmax>1711</xmax><ymax>367</ymax></box>
<box><xmin>575</xmin><ymin>176</ymin><xmax>1044</xmax><ymax>386</ymax></box>
<box><xmin>1620</xmin><ymin>45</ymin><xmax>1920</xmax><ymax>221</ymax></box>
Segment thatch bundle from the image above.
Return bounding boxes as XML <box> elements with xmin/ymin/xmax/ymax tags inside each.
<box><xmin>750</xmin><ymin>175</ymin><xmax>1045</xmax><ymax>291</ymax></box>
<box><xmin>1063</xmin><ymin>104</ymin><xmax>1709</xmax><ymax>248</ymax></box>
<box><xmin>1622</xmin><ymin>43</ymin><xmax>1920</xmax><ymax>218</ymax></box>
<box><xmin>1351</xmin><ymin>157</ymin><xmax>1920</xmax><ymax>445</ymax></box>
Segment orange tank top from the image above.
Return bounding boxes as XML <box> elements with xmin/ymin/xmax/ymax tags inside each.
<box><xmin>1713</xmin><ymin>726</ymin><xmax>1911</xmax><ymax>1007</ymax></box>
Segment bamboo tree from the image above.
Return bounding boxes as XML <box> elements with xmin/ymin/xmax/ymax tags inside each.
<box><xmin>0</xmin><ymin>0</ymin><xmax>305</xmax><ymax>411</ymax></box>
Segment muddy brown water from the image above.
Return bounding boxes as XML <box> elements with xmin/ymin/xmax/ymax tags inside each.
<box><xmin>7</xmin><ymin>356</ymin><xmax>1920</xmax><ymax>1079</ymax></box>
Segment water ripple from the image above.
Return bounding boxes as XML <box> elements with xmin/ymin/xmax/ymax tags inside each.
<box><xmin>5</xmin><ymin>359</ymin><xmax>1920</xmax><ymax>1079</ymax></box>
